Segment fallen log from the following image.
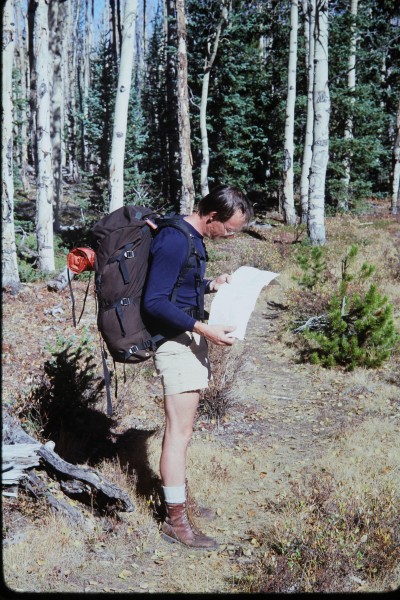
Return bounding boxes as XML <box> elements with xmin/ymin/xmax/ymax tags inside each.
<box><xmin>47</xmin><ymin>265</ymin><xmax>75</xmax><ymax>292</ymax></box>
<box><xmin>2</xmin><ymin>413</ymin><xmax>135</xmax><ymax>515</ymax></box>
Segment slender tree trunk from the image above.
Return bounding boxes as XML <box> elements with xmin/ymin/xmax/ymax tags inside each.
<box><xmin>66</xmin><ymin>0</ymin><xmax>81</xmax><ymax>182</ymax></box>
<box><xmin>339</xmin><ymin>0</ymin><xmax>358</xmax><ymax>211</ymax></box>
<box><xmin>300</xmin><ymin>0</ymin><xmax>315</xmax><ymax>223</ymax></box>
<box><xmin>200</xmin><ymin>1</ymin><xmax>230</xmax><ymax>198</ymax></box>
<box><xmin>109</xmin><ymin>0</ymin><xmax>138</xmax><ymax>213</ymax></box>
<box><xmin>49</xmin><ymin>0</ymin><xmax>65</xmax><ymax>232</ymax></box>
<box><xmin>110</xmin><ymin>0</ymin><xmax>121</xmax><ymax>64</ymax></box>
<box><xmin>391</xmin><ymin>97</ymin><xmax>400</xmax><ymax>215</ymax></box>
<box><xmin>2</xmin><ymin>0</ymin><xmax>21</xmax><ymax>291</ymax></box>
<box><xmin>176</xmin><ymin>0</ymin><xmax>195</xmax><ymax>214</ymax></box>
<box><xmin>34</xmin><ymin>0</ymin><xmax>55</xmax><ymax>272</ymax></box>
<box><xmin>136</xmin><ymin>0</ymin><xmax>147</xmax><ymax>96</ymax></box>
<box><xmin>28</xmin><ymin>0</ymin><xmax>37</xmax><ymax>174</ymax></box>
<box><xmin>307</xmin><ymin>0</ymin><xmax>329</xmax><ymax>246</ymax></box>
<box><xmin>165</xmin><ymin>0</ymin><xmax>180</xmax><ymax>205</ymax></box>
<box><xmin>15</xmin><ymin>0</ymin><xmax>30</xmax><ymax>192</ymax></box>
<box><xmin>282</xmin><ymin>0</ymin><xmax>299</xmax><ymax>225</ymax></box>
<box><xmin>81</xmin><ymin>0</ymin><xmax>93</xmax><ymax>171</ymax></box>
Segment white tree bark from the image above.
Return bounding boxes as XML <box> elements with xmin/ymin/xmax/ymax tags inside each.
<box><xmin>282</xmin><ymin>0</ymin><xmax>299</xmax><ymax>225</ymax></box>
<box><xmin>49</xmin><ymin>0</ymin><xmax>65</xmax><ymax>232</ymax></box>
<box><xmin>339</xmin><ymin>0</ymin><xmax>358</xmax><ymax>211</ymax></box>
<box><xmin>2</xmin><ymin>0</ymin><xmax>21</xmax><ymax>291</ymax></box>
<box><xmin>307</xmin><ymin>0</ymin><xmax>330</xmax><ymax>246</ymax></box>
<box><xmin>300</xmin><ymin>0</ymin><xmax>315</xmax><ymax>223</ymax></box>
<box><xmin>15</xmin><ymin>0</ymin><xmax>30</xmax><ymax>192</ymax></box>
<box><xmin>82</xmin><ymin>0</ymin><xmax>93</xmax><ymax>170</ymax></box>
<box><xmin>200</xmin><ymin>1</ymin><xmax>230</xmax><ymax>198</ymax></box>
<box><xmin>65</xmin><ymin>0</ymin><xmax>81</xmax><ymax>182</ymax></box>
<box><xmin>109</xmin><ymin>0</ymin><xmax>138</xmax><ymax>213</ymax></box>
<box><xmin>35</xmin><ymin>0</ymin><xmax>55</xmax><ymax>272</ymax></box>
<box><xmin>391</xmin><ymin>97</ymin><xmax>400</xmax><ymax>215</ymax></box>
<box><xmin>176</xmin><ymin>0</ymin><xmax>195</xmax><ymax>215</ymax></box>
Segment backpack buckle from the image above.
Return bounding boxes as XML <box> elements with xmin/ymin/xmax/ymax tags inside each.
<box><xmin>120</xmin><ymin>297</ymin><xmax>131</xmax><ymax>306</ymax></box>
<box><xmin>128</xmin><ymin>345</ymin><xmax>139</xmax><ymax>355</ymax></box>
<box><xmin>124</xmin><ymin>250</ymin><xmax>135</xmax><ymax>259</ymax></box>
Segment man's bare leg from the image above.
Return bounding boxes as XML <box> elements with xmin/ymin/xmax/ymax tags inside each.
<box><xmin>160</xmin><ymin>391</ymin><xmax>200</xmax><ymax>487</ymax></box>
<box><xmin>159</xmin><ymin>390</ymin><xmax>218</xmax><ymax>549</ymax></box>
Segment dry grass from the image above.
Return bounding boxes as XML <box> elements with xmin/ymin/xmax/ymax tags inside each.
<box><xmin>235</xmin><ymin>418</ymin><xmax>400</xmax><ymax>593</ymax></box>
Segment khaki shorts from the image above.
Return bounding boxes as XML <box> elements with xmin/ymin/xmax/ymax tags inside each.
<box><xmin>154</xmin><ymin>332</ymin><xmax>211</xmax><ymax>395</ymax></box>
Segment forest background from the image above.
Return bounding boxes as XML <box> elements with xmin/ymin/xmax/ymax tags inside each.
<box><xmin>2</xmin><ymin>0</ymin><xmax>400</xmax><ymax>595</ymax></box>
<box><xmin>2</xmin><ymin>0</ymin><xmax>400</xmax><ymax>285</ymax></box>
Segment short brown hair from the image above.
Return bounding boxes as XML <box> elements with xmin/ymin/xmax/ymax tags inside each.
<box><xmin>197</xmin><ymin>185</ymin><xmax>253</xmax><ymax>223</ymax></box>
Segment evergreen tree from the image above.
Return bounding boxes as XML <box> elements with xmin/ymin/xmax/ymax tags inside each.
<box><xmin>84</xmin><ymin>37</ymin><xmax>118</xmax><ymax>213</ymax></box>
<box><xmin>327</xmin><ymin>0</ymin><xmax>400</xmax><ymax>209</ymax></box>
<box><xmin>303</xmin><ymin>245</ymin><xmax>399</xmax><ymax>369</ymax></box>
<box><xmin>140</xmin><ymin>6</ymin><xmax>171</xmax><ymax>203</ymax></box>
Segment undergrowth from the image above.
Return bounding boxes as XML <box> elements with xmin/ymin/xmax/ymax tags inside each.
<box><xmin>236</xmin><ymin>472</ymin><xmax>400</xmax><ymax>593</ymax></box>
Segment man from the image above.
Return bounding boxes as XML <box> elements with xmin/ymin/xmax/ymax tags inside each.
<box><xmin>142</xmin><ymin>184</ymin><xmax>253</xmax><ymax>549</ymax></box>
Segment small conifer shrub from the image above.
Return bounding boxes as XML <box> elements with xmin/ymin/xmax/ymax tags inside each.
<box><xmin>299</xmin><ymin>245</ymin><xmax>399</xmax><ymax>370</ymax></box>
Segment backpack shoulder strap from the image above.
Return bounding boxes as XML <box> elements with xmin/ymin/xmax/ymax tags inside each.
<box><xmin>155</xmin><ymin>217</ymin><xmax>205</xmax><ymax>320</ymax></box>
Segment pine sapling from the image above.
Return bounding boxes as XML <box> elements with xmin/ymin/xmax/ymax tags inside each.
<box><xmin>302</xmin><ymin>245</ymin><xmax>399</xmax><ymax>370</ymax></box>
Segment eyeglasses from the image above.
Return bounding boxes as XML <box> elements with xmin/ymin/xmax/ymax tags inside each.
<box><xmin>223</xmin><ymin>224</ymin><xmax>237</xmax><ymax>236</ymax></box>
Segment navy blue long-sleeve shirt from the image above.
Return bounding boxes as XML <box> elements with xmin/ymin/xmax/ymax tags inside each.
<box><xmin>142</xmin><ymin>218</ymin><xmax>210</xmax><ymax>339</ymax></box>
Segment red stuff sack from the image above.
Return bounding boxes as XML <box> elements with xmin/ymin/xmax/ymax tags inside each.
<box><xmin>67</xmin><ymin>247</ymin><xmax>96</xmax><ymax>273</ymax></box>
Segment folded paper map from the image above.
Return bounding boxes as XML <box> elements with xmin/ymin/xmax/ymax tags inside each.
<box><xmin>208</xmin><ymin>266</ymin><xmax>279</xmax><ymax>340</ymax></box>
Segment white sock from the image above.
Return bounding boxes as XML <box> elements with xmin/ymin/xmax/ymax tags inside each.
<box><xmin>162</xmin><ymin>484</ymin><xmax>186</xmax><ymax>504</ymax></box>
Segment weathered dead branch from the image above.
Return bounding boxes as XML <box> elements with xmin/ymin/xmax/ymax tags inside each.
<box><xmin>2</xmin><ymin>412</ymin><xmax>135</xmax><ymax>520</ymax></box>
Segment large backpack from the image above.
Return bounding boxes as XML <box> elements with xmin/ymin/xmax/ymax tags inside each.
<box><xmin>71</xmin><ymin>205</ymin><xmax>204</xmax><ymax>414</ymax></box>
<box><xmin>91</xmin><ymin>204</ymin><xmax>204</xmax><ymax>360</ymax></box>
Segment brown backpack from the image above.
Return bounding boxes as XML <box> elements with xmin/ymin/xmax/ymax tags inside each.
<box><xmin>89</xmin><ymin>205</ymin><xmax>202</xmax><ymax>413</ymax></box>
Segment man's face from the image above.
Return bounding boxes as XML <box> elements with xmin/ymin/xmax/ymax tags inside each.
<box><xmin>205</xmin><ymin>210</ymin><xmax>248</xmax><ymax>240</ymax></box>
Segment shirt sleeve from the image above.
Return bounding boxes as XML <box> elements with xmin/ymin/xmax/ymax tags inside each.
<box><xmin>142</xmin><ymin>227</ymin><xmax>197</xmax><ymax>332</ymax></box>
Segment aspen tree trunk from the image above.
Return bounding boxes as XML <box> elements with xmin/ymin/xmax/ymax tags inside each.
<box><xmin>176</xmin><ymin>0</ymin><xmax>195</xmax><ymax>214</ymax></box>
<box><xmin>307</xmin><ymin>0</ymin><xmax>329</xmax><ymax>246</ymax></box>
<box><xmin>66</xmin><ymin>0</ymin><xmax>81</xmax><ymax>182</ymax></box>
<box><xmin>109</xmin><ymin>0</ymin><xmax>138</xmax><ymax>213</ymax></box>
<box><xmin>49</xmin><ymin>0</ymin><xmax>65</xmax><ymax>232</ymax></box>
<box><xmin>339</xmin><ymin>0</ymin><xmax>358</xmax><ymax>211</ymax></box>
<box><xmin>282</xmin><ymin>0</ymin><xmax>299</xmax><ymax>225</ymax></box>
<box><xmin>300</xmin><ymin>0</ymin><xmax>315</xmax><ymax>223</ymax></box>
<box><xmin>136</xmin><ymin>0</ymin><xmax>147</xmax><ymax>96</ymax></box>
<box><xmin>165</xmin><ymin>0</ymin><xmax>180</xmax><ymax>205</ymax></box>
<box><xmin>110</xmin><ymin>0</ymin><xmax>120</xmax><ymax>64</ymax></box>
<box><xmin>28</xmin><ymin>0</ymin><xmax>37</xmax><ymax>174</ymax></box>
<box><xmin>15</xmin><ymin>0</ymin><xmax>30</xmax><ymax>192</ymax></box>
<box><xmin>200</xmin><ymin>1</ymin><xmax>230</xmax><ymax>198</ymax></box>
<box><xmin>34</xmin><ymin>0</ymin><xmax>55</xmax><ymax>272</ymax></box>
<box><xmin>391</xmin><ymin>97</ymin><xmax>400</xmax><ymax>215</ymax></box>
<box><xmin>82</xmin><ymin>0</ymin><xmax>93</xmax><ymax>170</ymax></box>
<box><xmin>2</xmin><ymin>0</ymin><xmax>21</xmax><ymax>291</ymax></box>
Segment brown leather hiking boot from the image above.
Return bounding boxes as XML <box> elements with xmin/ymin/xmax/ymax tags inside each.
<box><xmin>161</xmin><ymin>502</ymin><xmax>218</xmax><ymax>549</ymax></box>
<box><xmin>185</xmin><ymin>480</ymin><xmax>216</xmax><ymax>521</ymax></box>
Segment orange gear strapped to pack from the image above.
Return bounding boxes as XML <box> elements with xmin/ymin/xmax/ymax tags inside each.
<box><xmin>67</xmin><ymin>247</ymin><xmax>96</xmax><ymax>274</ymax></box>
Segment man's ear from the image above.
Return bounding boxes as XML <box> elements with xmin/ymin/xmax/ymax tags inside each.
<box><xmin>206</xmin><ymin>211</ymin><xmax>218</xmax><ymax>223</ymax></box>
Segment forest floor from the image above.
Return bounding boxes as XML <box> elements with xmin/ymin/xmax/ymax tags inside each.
<box><xmin>2</xmin><ymin>200</ymin><xmax>400</xmax><ymax>594</ymax></box>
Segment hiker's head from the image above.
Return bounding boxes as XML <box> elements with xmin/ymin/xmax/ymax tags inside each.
<box><xmin>198</xmin><ymin>185</ymin><xmax>253</xmax><ymax>223</ymax></box>
<box><xmin>198</xmin><ymin>185</ymin><xmax>253</xmax><ymax>239</ymax></box>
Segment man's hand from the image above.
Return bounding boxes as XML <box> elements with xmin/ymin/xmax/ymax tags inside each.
<box><xmin>193</xmin><ymin>321</ymin><xmax>236</xmax><ymax>346</ymax></box>
<box><xmin>208</xmin><ymin>273</ymin><xmax>231</xmax><ymax>292</ymax></box>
